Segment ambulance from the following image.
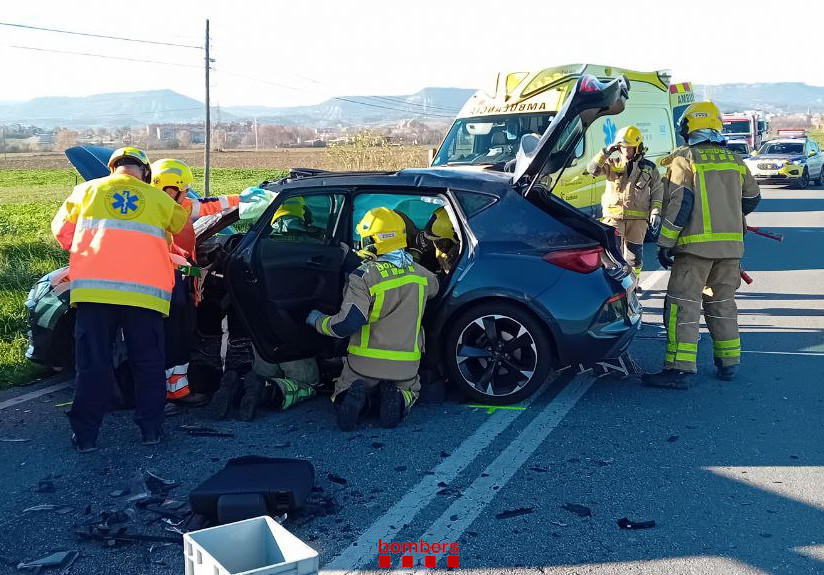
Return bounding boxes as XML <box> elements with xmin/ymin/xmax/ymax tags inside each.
<box><xmin>431</xmin><ymin>64</ymin><xmax>694</xmax><ymax>217</ymax></box>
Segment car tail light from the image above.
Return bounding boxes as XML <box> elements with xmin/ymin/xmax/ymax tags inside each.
<box><xmin>606</xmin><ymin>292</ymin><xmax>627</xmax><ymax>304</ymax></box>
<box><xmin>543</xmin><ymin>246</ymin><xmax>604</xmax><ymax>273</ymax></box>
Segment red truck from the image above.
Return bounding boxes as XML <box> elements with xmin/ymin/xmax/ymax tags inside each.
<box><xmin>722</xmin><ymin>111</ymin><xmax>769</xmax><ymax>148</ymax></box>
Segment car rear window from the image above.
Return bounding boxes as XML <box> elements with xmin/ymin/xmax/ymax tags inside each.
<box><xmin>454</xmin><ymin>190</ymin><xmax>497</xmax><ymax>217</ymax></box>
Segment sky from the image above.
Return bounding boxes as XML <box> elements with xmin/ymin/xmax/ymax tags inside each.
<box><xmin>2</xmin><ymin>0</ymin><xmax>823</xmax><ymax>108</ymax></box>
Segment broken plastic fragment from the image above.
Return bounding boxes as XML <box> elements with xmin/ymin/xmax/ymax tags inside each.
<box><xmin>561</xmin><ymin>503</ymin><xmax>592</xmax><ymax>517</ymax></box>
<box><xmin>0</xmin><ymin>437</ymin><xmax>30</xmax><ymax>443</ymax></box>
<box><xmin>110</xmin><ymin>489</ymin><xmax>129</xmax><ymax>498</ymax></box>
<box><xmin>496</xmin><ymin>507</ymin><xmax>534</xmax><ymax>520</ymax></box>
<box><xmin>17</xmin><ymin>550</ymin><xmax>77</xmax><ymax>571</ymax></box>
<box><xmin>23</xmin><ymin>504</ymin><xmax>58</xmax><ymax>513</ymax></box>
<box><xmin>327</xmin><ymin>473</ymin><xmax>348</xmax><ymax>485</ymax></box>
<box><xmin>143</xmin><ymin>470</ymin><xmax>178</xmax><ymax>495</ymax></box>
<box><xmin>617</xmin><ymin>517</ymin><xmax>656</xmax><ymax>530</ymax></box>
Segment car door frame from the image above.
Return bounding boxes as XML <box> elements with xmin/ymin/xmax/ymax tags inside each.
<box><xmin>225</xmin><ymin>187</ymin><xmax>353</xmax><ymax>364</ymax></box>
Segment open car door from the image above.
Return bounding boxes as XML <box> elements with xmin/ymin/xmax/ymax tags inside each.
<box><xmin>225</xmin><ymin>191</ymin><xmax>350</xmax><ymax>364</ymax></box>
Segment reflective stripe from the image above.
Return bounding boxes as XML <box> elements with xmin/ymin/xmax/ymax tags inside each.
<box><xmin>77</xmin><ymin>217</ymin><xmax>166</xmax><ymax>240</ymax></box>
<box><xmin>350</xmin><ymin>273</ymin><xmax>429</xmax><ymax>363</ymax></box>
<box><xmin>675</xmin><ymin>351</ymin><xmax>697</xmax><ymax>362</ymax></box>
<box><xmin>348</xmin><ymin>346</ymin><xmax>421</xmax><ymax>361</ymax></box>
<box><xmin>667</xmin><ymin>302</ymin><xmax>678</xmax><ymax>355</ymax></box>
<box><xmin>71</xmin><ymin>278</ymin><xmax>172</xmax><ymax>301</ymax></box>
<box><xmin>678</xmin><ymin>342</ymin><xmax>698</xmax><ymax>352</ymax></box>
<box><xmin>623</xmin><ymin>209</ymin><xmax>650</xmax><ymax>218</ymax></box>
<box><xmin>219</xmin><ymin>197</ymin><xmax>230</xmax><ymax>210</ymax></box>
<box><xmin>190</xmin><ymin>202</ymin><xmax>201</xmax><ymax>218</ymax></box>
<box><xmin>713</xmin><ymin>338</ymin><xmax>741</xmax><ymax>349</ymax></box>
<box><xmin>694</xmin><ymin>165</ymin><xmax>713</xmax><ymax>235</ymax></box>
<box><xmin>660</xmin><ymin>225</ymin><xmax>679</xmax><ymax>240</ymax></box>
<box><xmin>676</xmin><ymin>232</ymin><xmax>743</xmax><ymax>246</ymax></box>
<box><xmin>369</xmin><ymin>275</ymin><xmax>428</xmax><ymax>296</ymax></box>
<box><xmin>605</xmin><ymin>206</ymin><xmax>648</xmax><ymax>218</ymax></box>
<box><xmin>714</xmin><ymin>349</ymin><xmax>741</xmax><ymax>358</ymax></box>
<box><xmin>321</xmin><ymin>316</ymin><xmax>334</xmax><ymax>336</ymax></box>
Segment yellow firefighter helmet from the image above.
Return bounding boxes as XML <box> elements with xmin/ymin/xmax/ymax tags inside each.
<box><xmin>356</xmin><ymin>207</ymin><xmax>407</xmax><ymax>259</ymax></box>
<box><xmin>150</xmin><ymin>158</ymin><xmax>194</xmax><ymax>192</ymax></box>
<box><xmin>678</xmin><ymin>101</ymin><xmax>723</xmax><ymax>140</ymax></box>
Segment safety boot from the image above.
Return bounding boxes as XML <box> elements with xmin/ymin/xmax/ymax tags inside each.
<box><xmin>641</xmin><ymin>369</ymin><xmax>693</xmax><ymax>390</ymax></box>
<box><xmin>272</xmin><ymin>378</ymin><xmax>317</xmax><ymax>411</ymax></box>
<box><xmin>335</xmin><ymin>380</ymin><xmax>369</xmax><ymax>432</ymax></box>
<box><xmin>379</xmin><ymin>382</ymin><xmax>414</xmax><ymax>428</ymax></box>
<box><xmin>716</xmin><ymin>364</ymin><xmax>738</xmax><ymax>381</ymax></box>
<box><xmin>209</xmin><ymin>370</ymin><xmax>241</xmax><ymax>420</ymax></box>
<box><xmin>238</xmin><ymin>371</ymin><xmax>267</xmax><ymax>422</ymax></box>
<box><xmin>71</xmin><ymin>433</ymin><xmax>98</xmax><ymax>454</ymax></box>
<box><xmin>141</xmin><ymin>427</ymin><xmax>163</xmax><ymax>446</ymax></box>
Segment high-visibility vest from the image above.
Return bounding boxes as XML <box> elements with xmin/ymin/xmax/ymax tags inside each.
<box><xmin>51</xmin><ymin>173</ymin><xmax>188</xmax><ymax>316</ymax></box>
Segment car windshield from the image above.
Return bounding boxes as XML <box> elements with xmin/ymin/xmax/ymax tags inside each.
<box><xmin>759</xmin><ymin>142</ymin><xmax>804</xmax><ymax>155</ymax></box>
<box><xmin>432</xmin><ymin>113</ymin><xmax>555</xmax><ymax>167</ymax></box>
<box><xmin>722</xmin><ymin>120</ymin><xmax>751</xmax><ymax>134</ymax></box>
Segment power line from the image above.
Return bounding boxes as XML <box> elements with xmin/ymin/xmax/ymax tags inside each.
<box><xmin>0</xmin><ymin>21</ymin><xmax>201</xmax><ymax>49</ymax></box>
<box><xmin>214</xmin><ymin>69</ymin><xmax>455</xmax><ymax>119</ymax></box>
<box><xmin>4</xmin><ymin>44</ymin><xmax>201</xmax><ymax>69</ymax></box>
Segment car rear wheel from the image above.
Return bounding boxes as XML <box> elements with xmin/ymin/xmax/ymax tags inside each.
<box><xmin>444</xmin><ymin>302</ymin><xmax>553</xmax><ymax>405</ymax></box>
<box><xmin>813</xmin><ymin>165</ymin><xmax>823</xmax><ymax>187</ymax></box>
<box><xmin>796</xmin><ymin>168</ymin><xmax>809</xmax><ymax>189</ymax></box>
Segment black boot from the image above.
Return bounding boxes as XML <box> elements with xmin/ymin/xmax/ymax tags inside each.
<box><xmin>716</xmin><ymin>364</ymin><xmax>738</xmax><ymax>381</ymax></box>
<box><xmin>209</xmin><ymin>371</ymin><xmax>241</xmax><ymax>420</ymax></box>
<box><xmin>238</xmin><ymin>371</ymin><xmax>267</xmax><ymax>422</ymax></box>
<box><xmin>641</xmin><ymin>369</ymin><xmax>693</xmax><ymax>390</ymax></box>
<box><xmin>335</xmin><ymin>380</ymin><xmax>368</xmax><ymax>432</ymax></box>
<box><xmin>378</xmin><ymin>381</ymin><xmax>405</xmax><ymax>428</ymax></box>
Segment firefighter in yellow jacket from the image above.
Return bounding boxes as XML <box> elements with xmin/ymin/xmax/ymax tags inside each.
<box><xmin>588</xmin><ymin>125</ymin><xmax>663</xmax><ymax>288</ymax></box>
<box><xmin>307</xmin><ymin>207</ymin><xmax>439</xmax><ymax>430</ymax></box>
<box><xmin>642</xmin><ymin>101</ymin><xmax>761</xmax><ymax>389</ymax></box>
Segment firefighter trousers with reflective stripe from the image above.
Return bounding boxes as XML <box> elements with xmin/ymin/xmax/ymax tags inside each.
<box><xmin>606</xmin><ymin>218</ymin><xmax>648</xmax><ymax>276</ymax></box>
<box><xmin>70</xmin><ymin>303</ymin><xmax>166</xmax><ymax>444</ymax></box>
<box><xmin>334</xmin><ymin>357</ymin><xmax>420</xmax><ymax>406</ymax></box>
<box><xmin>664</xmin><ymin>254</ymin><xmax>742</xmax><ymax>372</ymax></box>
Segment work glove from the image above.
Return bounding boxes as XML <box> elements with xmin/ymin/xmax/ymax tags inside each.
<box><xmin>306</xmin><ymin>309</ymin><xmax>324</xmax><ymax>328</ymax></box>
<box><xmin>605</xmin><ymin>143</ymin><xmax>621</xmax><ymax>156</ymax></box>
<box><xmin>649</xmin><ymin>213</ymin><xmax>661</xmax><ymax>235</ymax></box>
<box><xmin>657</xmin><ymin>247</ymin><xmax>674</xmax><ymax>270</ymax></box>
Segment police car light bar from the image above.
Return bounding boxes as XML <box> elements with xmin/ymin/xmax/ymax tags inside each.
<box><xmin>776</xmin><ymin>129</ymin><xmax>807</xmax><ymax>138</ymax></box>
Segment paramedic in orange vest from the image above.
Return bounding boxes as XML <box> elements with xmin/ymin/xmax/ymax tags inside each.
<box><xmin>149</xmin><ymin>158</ymin><xmax>240</xmax><ymax>406</ymax></box>
<box><xmin>51</xmin><ymin>147</ymin><xmax>188</xmax><ymax>452</ymax></box>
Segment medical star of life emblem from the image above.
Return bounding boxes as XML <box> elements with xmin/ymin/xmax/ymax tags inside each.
<box><xmin>105</xmin><ymin>188</ymin><xmax>145</xmax><ymax>219</ymax></box>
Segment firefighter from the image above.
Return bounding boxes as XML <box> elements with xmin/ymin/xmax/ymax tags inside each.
<box><xmin>307</xmin><ymin>207</ymin><xmax>439</xmax><ymax>430</ymax></box>
<box><xmin>149</xmin><ymin>158</ymin><xmax>240</xmax><ymax>405</ymax></box>
<box><xmin>588</xmin><ymin>125</ymin><xmax>663</xmax><ymax>289</ymax></box>
<box><xmin>642</xmin><ymin>101</ymin><xmax>761</xmax><ymax>390</ymax></box>
<box><xmin>422</xmin><ymin>207</ymin><xmax>459</xmax><ymax>274</ymax></box>
<box><xmin>51</xmin><ymin>147</ymin><xmax>188</xmax><ymax>451</ymax></box>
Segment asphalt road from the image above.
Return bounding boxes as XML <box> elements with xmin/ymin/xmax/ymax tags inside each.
<box><xmin>1</xmin><ymin>184</ymin><xmax>822</xmax><ymax>575</ymax></box>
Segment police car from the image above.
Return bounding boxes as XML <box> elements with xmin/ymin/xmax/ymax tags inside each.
<box><xmin>744</xmin><ymin>130</ymin><xmax>824</xmax><ymax>188</ymax></box>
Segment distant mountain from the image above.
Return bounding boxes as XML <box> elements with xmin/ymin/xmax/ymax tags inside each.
<box><xmin>2</xmin><ymin>83</ymin><xmax>823</xmax><ymax>130</ymax></box>
<box><xmin>693</xmin><ymin>82</ymin><xmax>824</xmax><ymax>114</ymax></box>
<box><xmin>0</xmin><ymin>90</ymin><xmax>230</xmax><ymax>129</ymax></box>
<box><xmin>0</xmin><ymin>88</ymin><xmax>475</xmax><ymax>129</ymax></box>
<box><xmin>224</xmin><ymin>87</ymin><xmax>475</xmax><ymax>127</ymax></box>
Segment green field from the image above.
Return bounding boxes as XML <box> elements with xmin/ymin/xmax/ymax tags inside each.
<box><xmin>0</xmin><ymin>167</ymin><xmax>280</xmax><ymax>388</ymax></box>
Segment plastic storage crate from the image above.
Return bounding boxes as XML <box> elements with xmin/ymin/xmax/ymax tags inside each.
<box><xmin>183</xmin><ymin>516</ymin><xmax>319</xmax><ymax>575</ymax></box>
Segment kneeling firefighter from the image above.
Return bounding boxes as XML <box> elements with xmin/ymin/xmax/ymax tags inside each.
<box><xmin>307</xmin><ymin>207</ymin><xmax>439</xmax><ymax>430</ymax></box>
<box><xmin>642</xmin><ymin>101</ymin><xmax>761</xmax><ymax>389</ymax></box>
<box><xmin>588</xmin><ymin>125</ymin><xmax>663</xmax><ymax>288</ymax></box>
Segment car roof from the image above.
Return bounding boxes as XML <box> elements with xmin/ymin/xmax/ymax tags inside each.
<box><xmin>764</xmin><ymin>138</ymin><xmax>808</xmax><ymax>144</ymax></box>
<box><xmin>273</xmin><ymin>166</ymin><xmax>514</xmax><ymax>196</ymax></box>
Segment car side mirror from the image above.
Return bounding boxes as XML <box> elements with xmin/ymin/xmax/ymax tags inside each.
<box><xmin>566</xmin><ymin>156</ymin><xmax>579</xmax><ymax>168</ymax></box>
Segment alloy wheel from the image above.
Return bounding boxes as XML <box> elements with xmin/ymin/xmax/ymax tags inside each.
<box><xmin>455</xmin><ymin>314</ymin><xmax>538</xmax><ymax>398</ymax></box>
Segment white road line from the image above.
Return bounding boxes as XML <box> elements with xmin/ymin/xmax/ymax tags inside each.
<box><xmin>321</xmin><ymin>384</ymin><xmax>553</xmax><ymax>573</ymax></box>
<box><xmin>0</xmin><ymin>380</ymin><xmax>72</xmax><ymax>411</ymax></box>
<box><xmin>410</xmin><ymin>375</ymin><xmax>595</xmax><ymax>566</ymax></box>
<box><xmin>641</xmin><ymin>269</ymin><xmax>669</xmax><ymax>293</ymax></box>
<box><xmin>742</xmin><ymin>350</ymin><xmax>824</xmax><ymax>357</ymax></box>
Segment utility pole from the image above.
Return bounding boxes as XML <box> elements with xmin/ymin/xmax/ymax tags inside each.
<box><xmin>204</xmin><ymin>18</ymin><xmax>211</xmax><ymax>196</ymax></box>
